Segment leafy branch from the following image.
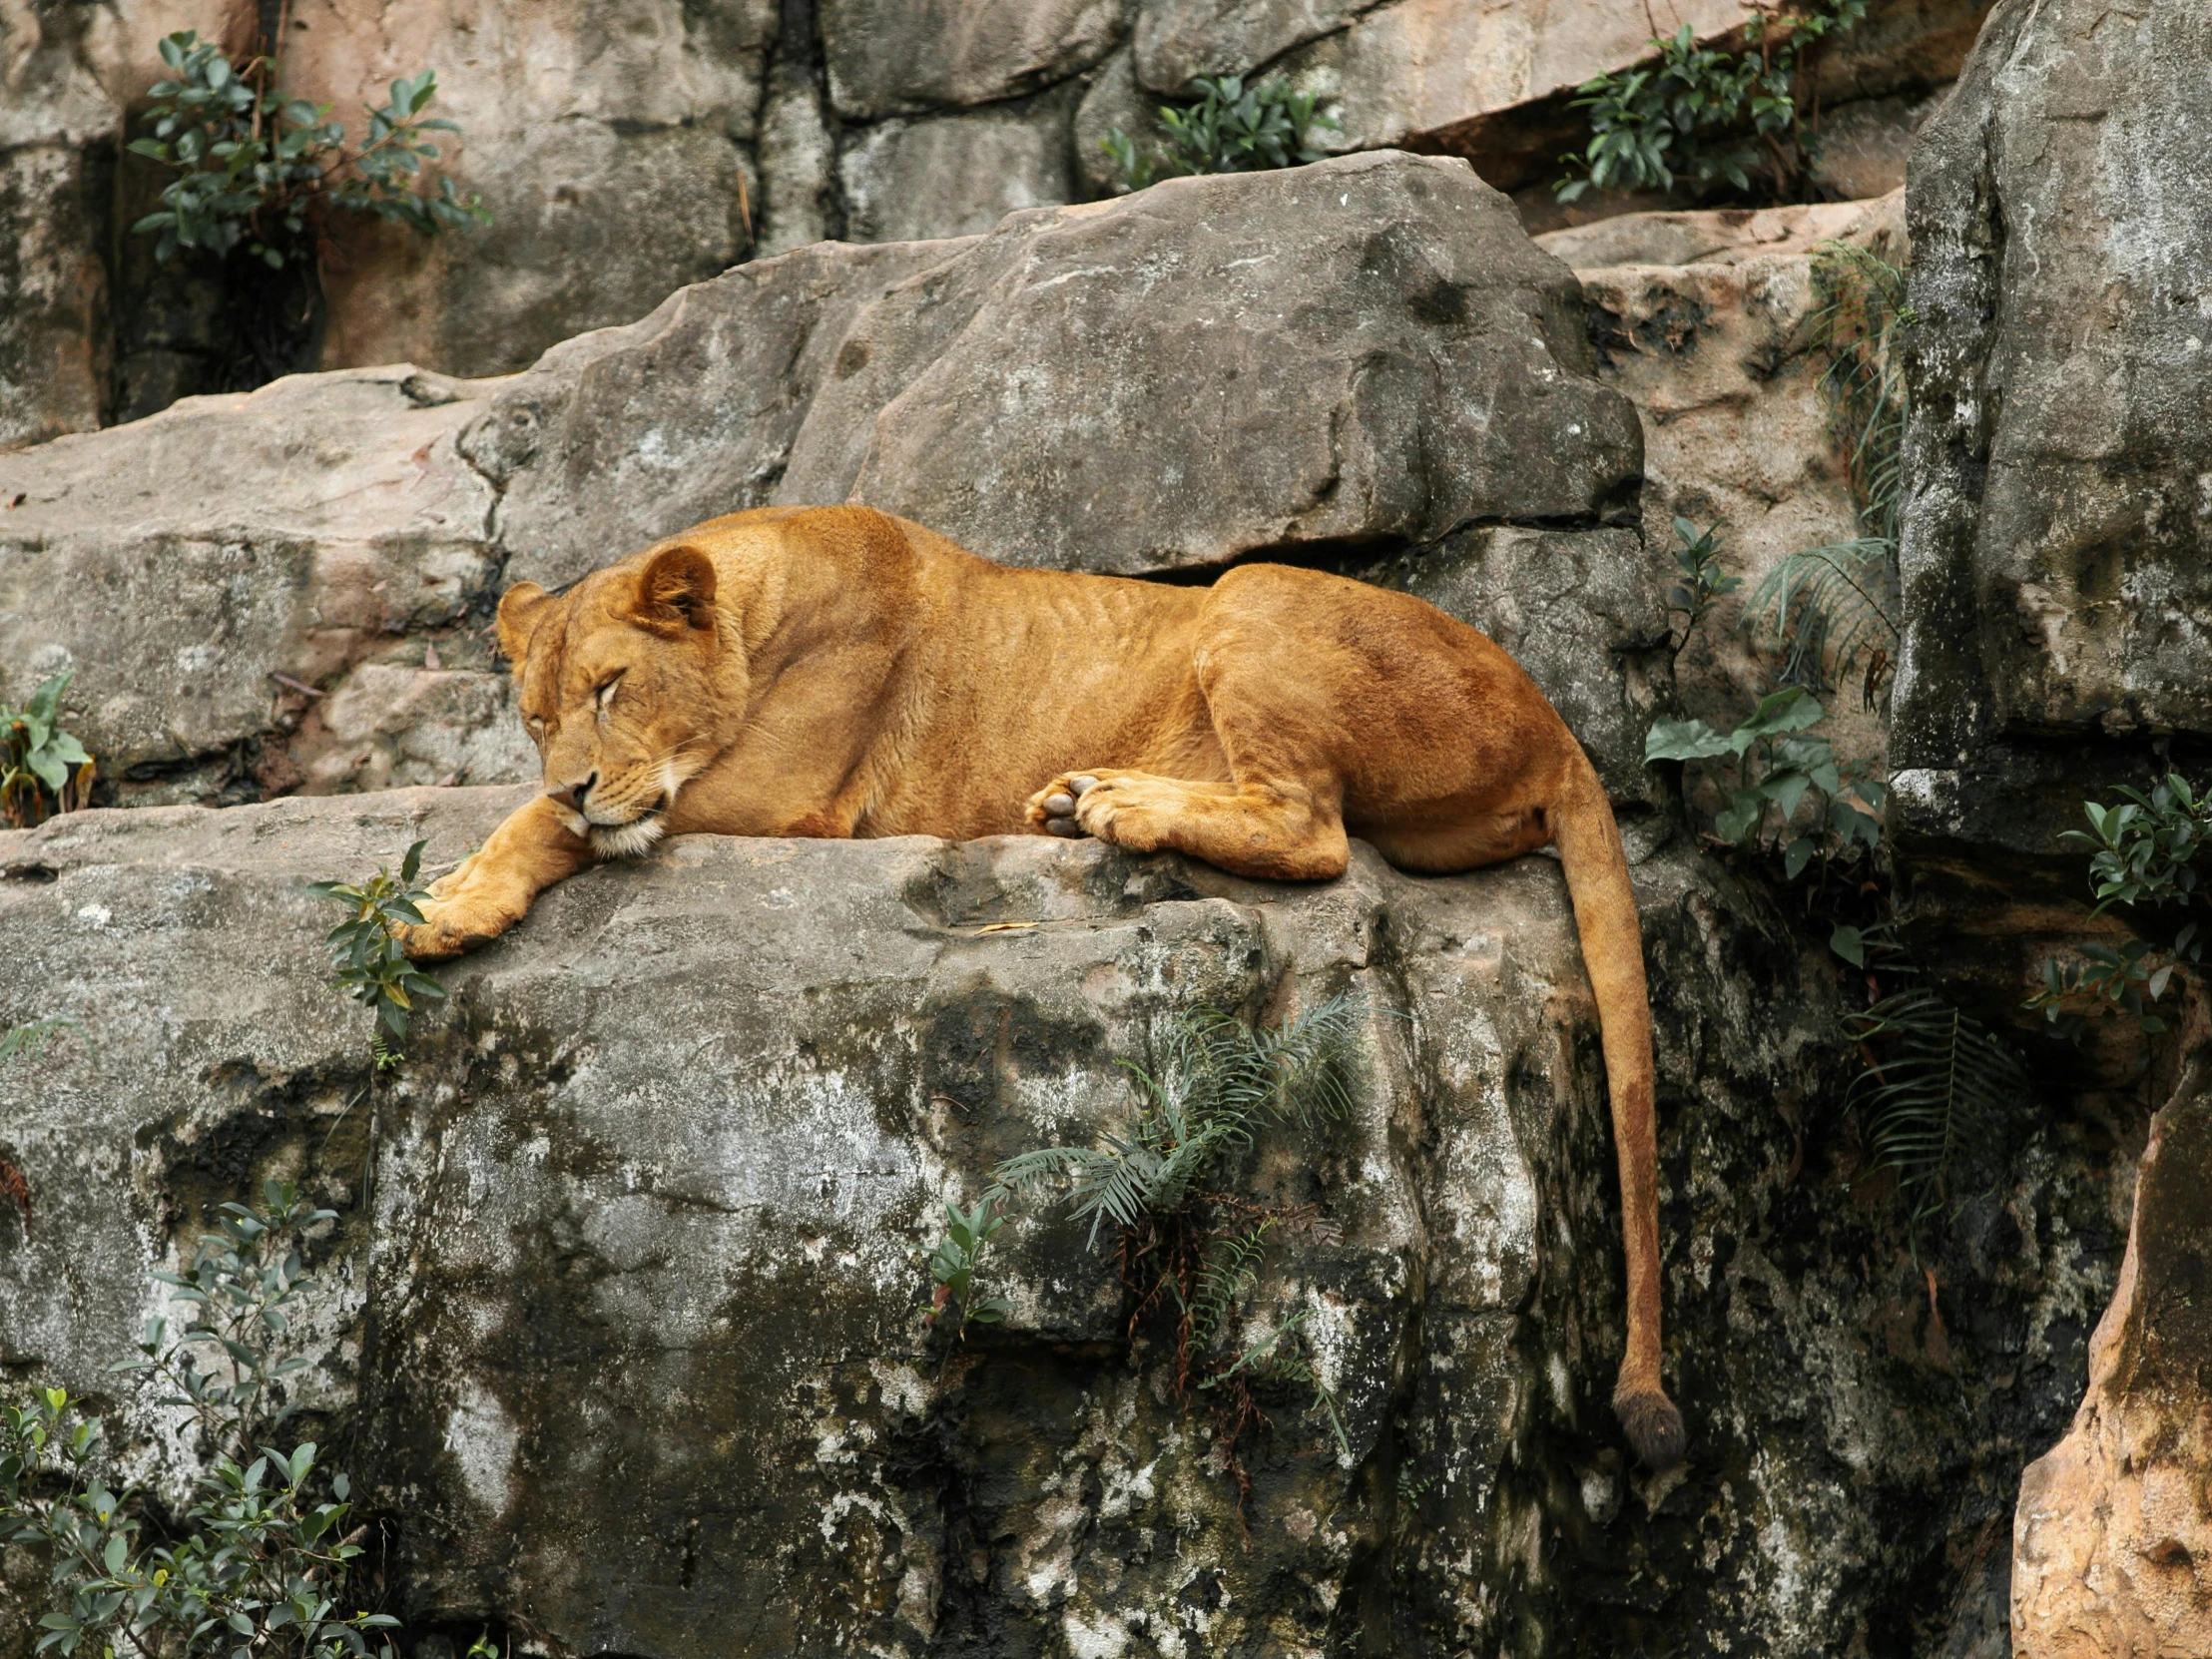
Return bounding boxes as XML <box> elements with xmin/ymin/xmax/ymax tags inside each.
<box><xmin>1104</xmin><ymin>76</ymin><xmax>1340</xmax><ymax>194</ymax></box>
<box><xmin>2</xmin><ymin>1182</ymin><xmax>399</xmax><ymax>1659</ymax></box>
<box><xmin>1555</xmin><ymin>2</ymin><xmax>1870</xmax><ymax>205</ymax></box>
<box><xmin>130</xmin><ymin>30</ymin><xmax>487</xmax><ymax>269</ymax></box>
<box><xmin>309</xmin><ymin>840</ymin><xmax>446</xmax><ymax>1062</ymax></box>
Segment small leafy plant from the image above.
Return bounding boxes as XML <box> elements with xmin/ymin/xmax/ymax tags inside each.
<box><xmin>1646</xmin><ymin>683</ymin><xmax>1885</xmax><ymax>877</ymax></box>
<box><xmin>131</xmin><ymin>30</ymin><xmax>487</xmax><ymax>269</ymax></box>
<box><xmin>923</xmin><ymin>1194</ymin><xmax>1012</xmax><ymax>1336</ymax></box>
<box><xmin>309</xmin><ymin>840</ymin><xmax>446</xmax><ymax>1062</ymax></box>
<box><xmin>1104</xmin><ymin>76</ymin><xmax>1341</xmax><ymax>193</ymax></box>
<box><xmin>1661</xmin><ymin>516</ymin><xmax>1742</xmax><ymax>665</ymax></box>
<box><xmin>1555</xmin><ymin>2</ymin><xmax>1869</xmax><ymax>205</ymax></box>
<box><xmin>1</xmin><ymin>673</ymin><xmax>96</xmax><ymax>830</ymax></box>
<box><xmin>2027</xmin><ymin>774</ymin><xmax>2209</xmax><ymax>1041</ymax></box>
<box><xmin>1</xmin><ymin>1182</ymin><xmax>400</xmax><ymax>1659</ymax></box>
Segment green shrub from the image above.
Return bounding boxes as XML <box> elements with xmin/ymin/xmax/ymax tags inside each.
<box><xmin>2028</xmin><ymin>773</ymin><xmax>2209</xmax><ymax>1041</ymax></box>
<box><xmin>1</xmin><ymin>673</ymin><xmax>95</xmax><ymax>830</ymax></box>
<box><xmin>131</xmin><ymin>30</ymin><xmax>487</xmax><ymax>269</ymax></box>
<box><xmin>1555</xmin><ymin>2</ymin><xmax>1868</xmax><ymax>204</ymax></box>
<box><xmin>1</xmin><ymin>1182</ymin><xmax>399</xmax><ymax>1659</ymax></box>
<box><xmin>1103</xmin><ymin>76</ymin><xmax>1341</xmax><ymax>194</ymax></box>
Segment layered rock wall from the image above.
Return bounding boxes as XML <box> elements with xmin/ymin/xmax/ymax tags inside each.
<box><xmin>1</xmin><ymin>0</ymin><xmax>1987</xmax><ymax>445</ymax></box>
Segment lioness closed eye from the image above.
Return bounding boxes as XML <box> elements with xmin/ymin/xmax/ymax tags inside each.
<box><xmin>399</xmin><ymin>503</ymin><xmax>1683</xmax><ymax>1469</ymax></box>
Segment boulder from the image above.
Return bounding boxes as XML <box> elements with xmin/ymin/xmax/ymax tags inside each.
<box><xmin>820</xmin><ymin>0</ymin><xmax>1123</xmax><ymax>120</ymax></box>
<box><xmin>0</xmin><ymin>154</ymin><xmax>1662</xmax><ymax>809</ymax></box>
<box><xmin>0</xmin><ymin>366</ymin><xmax>498</xmax><ymax>801</ymax></box>
<box><xmin>0</xmin><ymin>789</ymin><xmax>2120</xmax><ymax>1657</ymax></box>
<box><xmin>1894</xmin><ymin>0</ymin><xmax>2212</xmax><ymax>862</ymax></box>
<box><xmin>2011</xmin><ymin>1052</ymin><xmax>2212</xmax><ymax>1659</ymax></box>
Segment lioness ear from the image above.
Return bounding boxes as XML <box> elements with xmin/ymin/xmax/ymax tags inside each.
<box><xmin>496</xmin><ymin>581</ymin><xmax>554</xmax><ymax>669</ymax></box>
<box><xmin>631</xmin><ymin>543</ymin><xmax>719</xmax><ymax>635</ymax></box>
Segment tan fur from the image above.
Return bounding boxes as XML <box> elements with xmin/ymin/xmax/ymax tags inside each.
<box><xmin>402</xmin><ymin>505</ymin><xmax>1684</xmax><ymax>1466</ymax></box>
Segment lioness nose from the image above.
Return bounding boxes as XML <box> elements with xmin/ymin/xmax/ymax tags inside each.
<box><xmin>548</xmin><ymin>771</ymin><xmax>597</xmax><ymax>812</ymax></box>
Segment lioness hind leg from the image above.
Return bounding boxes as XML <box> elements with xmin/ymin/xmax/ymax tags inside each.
<box><xmin>1025</xmin><ymin>770</ymin><xmax>1350</xmax><ymax>882</ymax></box>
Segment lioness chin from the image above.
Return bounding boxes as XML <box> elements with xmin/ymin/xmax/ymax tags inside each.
<box><xmin>399</xmin><ymin>503</ymin><xmax>1684</xmax><ymax>1470</ymax></box>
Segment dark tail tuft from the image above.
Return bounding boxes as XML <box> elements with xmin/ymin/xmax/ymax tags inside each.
<box><xmin>1616</xmin><ymin>1388</ymin><xmax>1686</xmax><ymax>1470</ymax></box>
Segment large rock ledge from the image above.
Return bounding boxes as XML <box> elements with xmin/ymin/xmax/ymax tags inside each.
<box><xmin>0</xmin><ymin>794</ymin><xmax>2121</xmax><ymax>1657</ymax></box>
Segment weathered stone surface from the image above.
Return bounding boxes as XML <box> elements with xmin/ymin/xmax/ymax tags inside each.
<box><xmin>0</xmin><ymin>0</ymin><xmax>120</xmax><ymax>450</ymax></box>
<box><xmin>821</xmin><ymin>0</ymin><xmax>1124</xmax><ymax>120</ymax></box>
<box><xmin>1895</xmin><ymin>0</ymin><xmax>2212</xmax><ymax>853</ymax></box>
<box><xmin>2012</xmin><ymin>1048</ymin><xmax>2212</xmax><ymax>1659</ymax></box>
<box><xmin>300</xmin><ymin>0</ymin><xmax>777</xmax><ymax>380</ymax></box>
<box><xmin>1547</xmin><ymin>195</ymin><xmax>1908</xmax><ymax>776</ymax></box>
<box><xmin>0</xmin><ymin>789</ymin><xmax>2124</xmax><ymax>1657</ymax></box>
<box><xmin>837</xmin><ymin>86</ymin><xmax>1079</xmax><ymax>246</ymax></box>
<box><xmin>1131</xmin><ymin>0</ymin><xmax>1376</xmax><ymax>94</ymax></box>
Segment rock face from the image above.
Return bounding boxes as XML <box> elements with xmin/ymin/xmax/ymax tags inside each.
<box><xmin>1895</xmin><ymin>0</ymin><xmax>2212</xmax><ymax>866</ymax></box>
<box><xmin>0</xmin><ymin>155</ymin><xmax>1662</xmax><ymax>810</ymax></box>
<box><xmin>2011</xmin><ymin>1051</ymin><xmax>2212</xmax><ymax>1659</ymax></box>
<box><xmin>1</xmin><ymin>0</ymin><xmax>1990</xmax><ymax>443</ymax></box>
<box><xmin>0</xmin><ymin>790</ymin><xmax>2121</xmax><ymax>1658</ymax></box>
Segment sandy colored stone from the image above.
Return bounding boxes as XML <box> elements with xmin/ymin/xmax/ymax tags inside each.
<box><xmin>2012</xmin><ymin>1057</ymin><xmax>2212</xmax><ymax>1659</ymax></box>
<box><xmin>1550</xmin><ymin>193</ymin><xmax>1909</xmax><ymax>777</ymax></box>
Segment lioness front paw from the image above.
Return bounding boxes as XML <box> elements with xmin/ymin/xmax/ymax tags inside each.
<box><xmin>395</xmin><ymin>892</ymin><xmax>517</xmax><ymax>961</ymax></box>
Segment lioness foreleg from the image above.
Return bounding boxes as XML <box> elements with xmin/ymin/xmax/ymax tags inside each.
<box><xmin>1026</xmin><ymin>770</ymin><xmax>1351</xmax><ymax>882</ymax></box>
<box><xmin>397</xmin><ymin>796</ymin><xmax>593</xmax><ymax>960</ymax></box>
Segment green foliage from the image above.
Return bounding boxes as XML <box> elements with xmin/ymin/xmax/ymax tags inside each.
<box><xmin>923</xmin><ymin>1194</ymin><xmax>1012</xmax><ymax>1336</ymax></box>
<box><xmin>1747</xmin><ymin>245</ymin><xmax>1912</xmax><ymax>697</ymax></box>
<box><xmin>994</xmin><ymin>997</ymin><xmax>1360</xmax><ymax>1244</ymax></box>
<box><xmin>1555</xmin><ymin>2</ymin><xmax>1869</xmax><ymax>204</ymax></box>
<box><xmin>309</xmin><ymin>840</ymin><xmax>446</xmax><ymax>1052</ymax></box>
<box><xmin>1</xmin><ymin>1182</ymin><xmax>399</xmax><ymax>1659</ymax></box>
<box><xmin>1</xmin><ymin>673</ymin><xmax>96</xmax><ymax>830</ymax></box>
<box><xmin>1645</xmin><ymin>683</ymin><xmax>1885</xmax><ymax>877</ymax></box>
<box><xmin>1845</xmin><ymin>990</ymin><xmax>2030</xmax><ymax>1232</ymax></box>
<box><xmin>2027</xmin><ymin>775</ymin><xmax>2210</xmax><ymax>1040</ymax></box>
<box><xmin>130</xmin><ymin>30</ymin><xmax>487</xmax><ymax>268</ymax></box>
<box><xmin>1662</xmin><ymin>517</ymin><xmax>1742</xmax><ymax>661</ymax></box>
<box><xmin>1103</xmin><ymin>76</ymin><xmax>1341</xmax><ymax>193</ymax></box>
<box><xmin>983</xmin><ymin>998</ymin><xmax>1363</xmax><ymax>1483</ymax></box>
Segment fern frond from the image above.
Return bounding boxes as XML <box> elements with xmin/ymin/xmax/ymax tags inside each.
<box><xmin>1846</xmin><ymin>988</ymin><xmax>2028</xmax><ymax>1227</ymax></box>
<box><xmin>1256</xmin><ymin>992</ymin><xmax>1363</xmax><ymax>1126</ymax></box>
<box><xmin>991</xmin><ymin>1144</ymin><xmax>1104</xmax><ymax>1194</ymax></box>
<box><xmin>1744</xmin><ymin>537</ymin><xmax>1900</xmax><ymax>686</ymax></box>
<box><xmin>1188</xmin><ymin>1221</ymin><xmax>1275</xmax><ymax>1346</ymax></box>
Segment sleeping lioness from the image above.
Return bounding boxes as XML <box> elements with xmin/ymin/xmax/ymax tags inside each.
<box><xmin>400</xmin><ymin>503</ymin><xmax>1684</xmax><ymax>1469</ymax></box>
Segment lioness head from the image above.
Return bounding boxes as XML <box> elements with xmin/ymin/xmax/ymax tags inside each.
<box><xmin>496</xmin><ymin>543</ymin><xmax>729</xmax><ymax>859</ymax></box>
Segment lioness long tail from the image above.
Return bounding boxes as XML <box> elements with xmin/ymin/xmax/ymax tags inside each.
<box><xmin>1551</xmin><ymin>753</ymin><xmax>1685</xmax><ymax>1471</ymax></box>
